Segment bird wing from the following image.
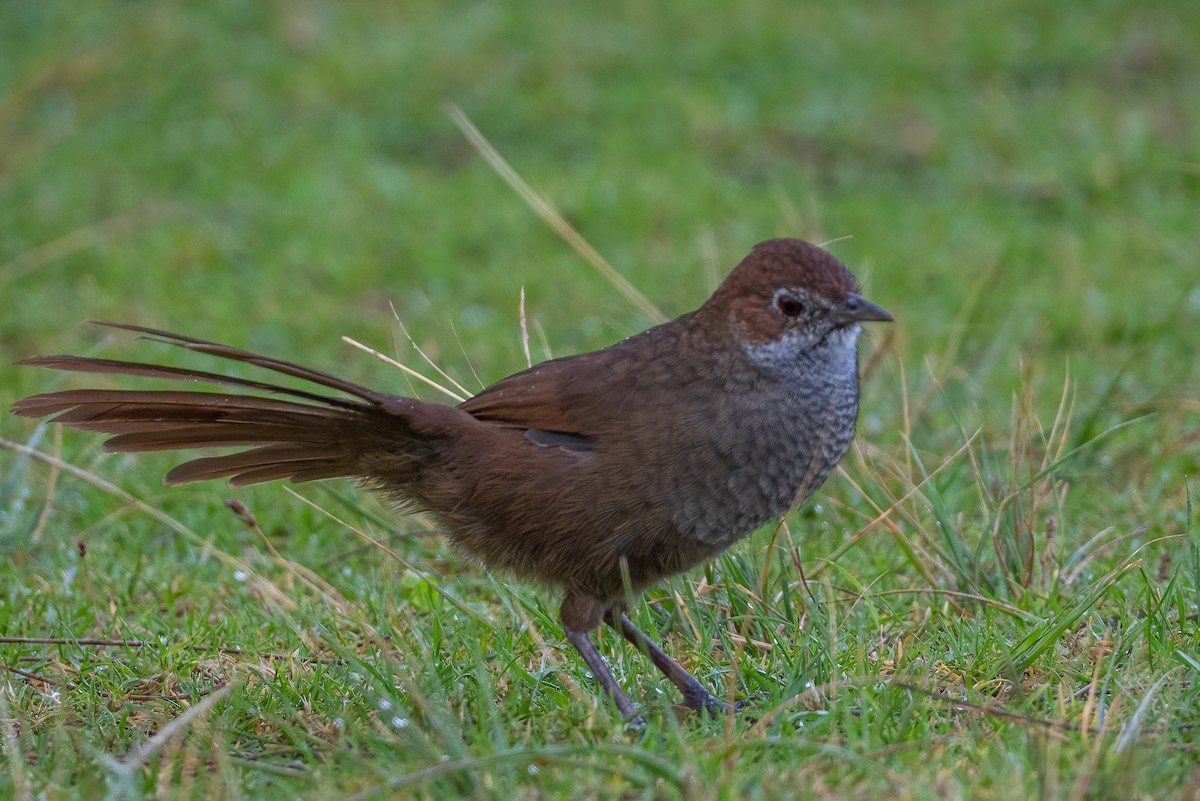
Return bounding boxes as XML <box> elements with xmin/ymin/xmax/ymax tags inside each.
<box><xmin>458</xmin><ymin>323</ymin><xmax>679</xmax><ymax>445</ymax></box>
<box><xmin>458</xmin><ymin>350</ymin><xmax>618</xmax><ymax>438</ymax></box>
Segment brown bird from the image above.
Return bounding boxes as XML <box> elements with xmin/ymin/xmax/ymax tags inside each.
<box><xmin>11</xmin><ymin>238</ymin><xmax>891</xmax><ymax>721</ymax></box>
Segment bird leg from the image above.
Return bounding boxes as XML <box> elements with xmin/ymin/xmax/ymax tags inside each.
<box><xmin>560</xmin><ymin>594</ymin><xmax>642</xmax><ymax>723</ymax></box>
<box><xmin>609</xmin><ymin>612</ymin><xmax>734</xmax><ymax>716</ymax></box>
<box><xmin>562</xmin><ymin>625</ymin><xmax>641</xmax><ymax>722</ymax></box>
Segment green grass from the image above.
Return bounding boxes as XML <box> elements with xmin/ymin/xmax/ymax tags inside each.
<box><xmin>2</xmin><ymin>2</ymin><xmax>1198</xmax><ymax>798</ymax></box>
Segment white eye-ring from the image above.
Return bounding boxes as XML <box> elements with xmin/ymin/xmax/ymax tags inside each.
<box><xmin>775</xmin><ymin>291</ymin><xmax>804</xmax><ymax>318</ymax></box>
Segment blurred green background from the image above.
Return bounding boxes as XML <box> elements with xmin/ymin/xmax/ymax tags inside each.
<box><xmin>4</xmin><ymin>2</ymin><xmax>1196</xmax><ymax>395</ymax></box>
<box><xmin>2</xmin><ymin>2</ymin><xmax>1198</xmax><ymax>798</ymax></box>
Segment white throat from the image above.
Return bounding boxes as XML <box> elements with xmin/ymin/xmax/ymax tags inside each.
<box><xmin>742</xmin><ymin>324</ymin><xmax>861</xmax><ymax>380</ymax></box>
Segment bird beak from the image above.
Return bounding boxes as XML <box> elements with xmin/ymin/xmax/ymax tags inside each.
<box><xmin>834</xmin><ymin>293</ymin><xmax>893</xmax><ymax>325</ymax></box>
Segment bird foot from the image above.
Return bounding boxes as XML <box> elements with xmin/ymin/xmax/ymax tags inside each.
<box><xmin>677</xmin><ymin>688</ymin><xmax>750</xmax><ymax>717</ymax></box>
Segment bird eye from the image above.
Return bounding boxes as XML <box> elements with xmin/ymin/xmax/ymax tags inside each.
<box><xmin>776</xmin><ymin>295</ymin><xmax>804</xmax><ymax>317</ymax></box>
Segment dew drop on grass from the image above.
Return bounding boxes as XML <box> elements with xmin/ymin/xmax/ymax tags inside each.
<box><xmin>234</xmin><ymin>570</ymin><xmax>248</xmax><ymax>582</ymax></box>
<box><xmin>391</xmin><ymin>716</ymin><xmax>408</xmax><ymax>730</ymax></box>
<box><xmin>528</xmin><ymin>764</ymin><xmax>540</xmax><ymax>775</ymax></box>
<box><xmin>378</xmin><ymin>698</ymin><xmax>393</xmax><ymax>712</ymax></box>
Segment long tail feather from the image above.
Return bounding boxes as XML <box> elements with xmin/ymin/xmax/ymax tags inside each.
<box><xmin>11</xmin><ymin>324</ymin><xmax>442</xmax><ymax>488</ymax></box>
<box><xmin>86</xmin><ymin>321</ymin><xmax>384</xmax><ymax>401</ymax></box>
